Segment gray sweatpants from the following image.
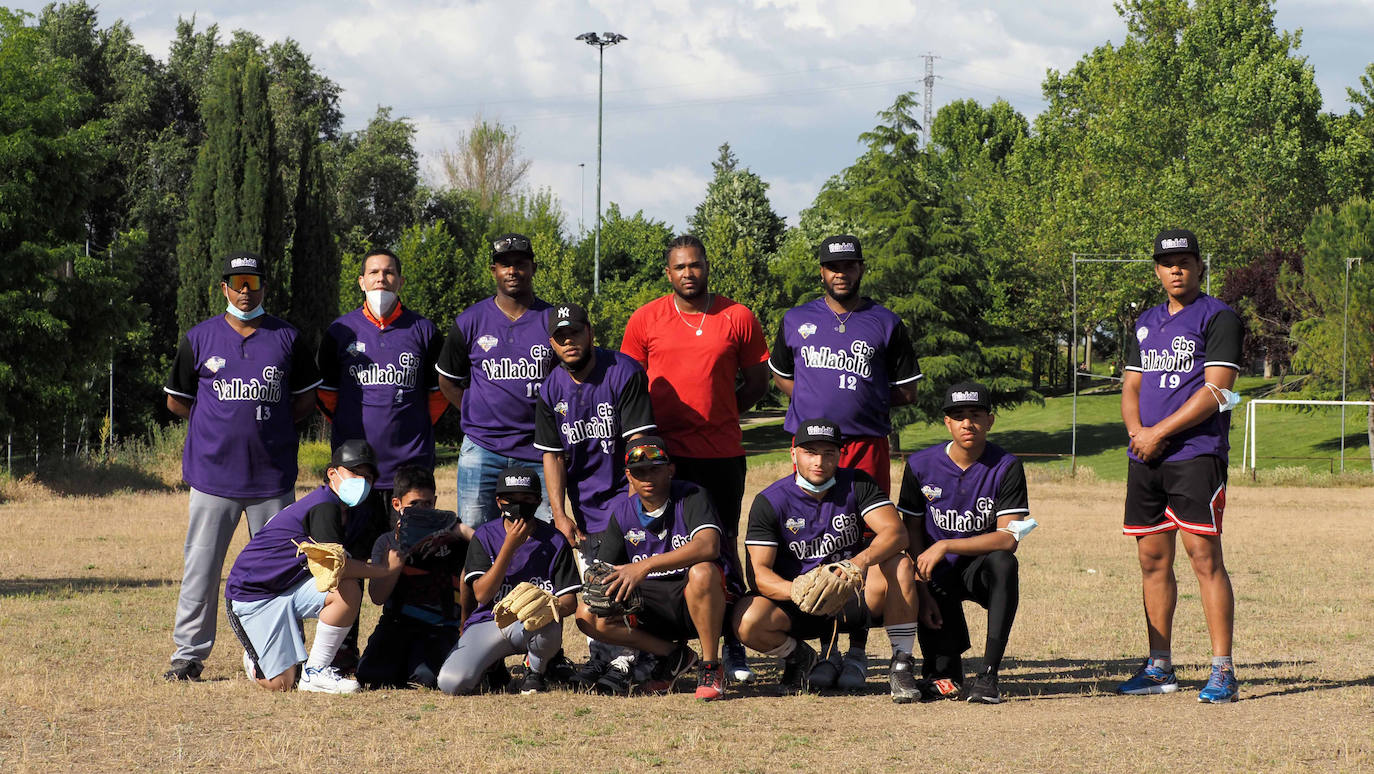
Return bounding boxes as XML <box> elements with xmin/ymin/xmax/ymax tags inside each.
<box><xmin>437</xmin><ymin>618</ymin><xmax>562</xmax><ymax>695</ymax></box>
<box><xmin>170</xmin><ymin>487</ymin><xmax>294</xmax><ymax>665</ymax></box>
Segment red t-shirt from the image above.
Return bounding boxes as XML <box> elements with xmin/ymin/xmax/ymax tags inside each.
<box><xmin>621</xmin><ymin>294</ymin><xmax>770</xmax><ymax>458</ymax></box>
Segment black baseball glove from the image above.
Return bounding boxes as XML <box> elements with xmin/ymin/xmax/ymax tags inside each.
<box><xmin>580</xmin><ymin>561</ymin><xmax>642</xmax><ymax>617</ymax></box>
<box><xmin>395</xmin><ymin>507</ymin><xmax>458</xmax><ymax>554</ymax></box>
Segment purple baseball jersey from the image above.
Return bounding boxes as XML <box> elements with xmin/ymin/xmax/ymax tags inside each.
<box><xmin>462</xmin><ymin>518</ymin><xmax>581</xmax><ymax>629</ymax></box>
<box><xmin>897</xmin><ymin>441</ymin><xmax>1029</xmax><ymax>565</ymax></box>
<box><xmin>225</xmin><ymin>485</ymin><xmax>357</xmax><ymax>602</ymax></box>
<box><xmin>318</xmin><ymin>306</ymin><xmax>442</xmax><ymax>488</ymax></box>
<box><xmin>534</xmin><ymin>348</ymin><xmax>656</xmax><ymax>534</ymax></box>
<box><xmin>1125</xmin><ymin>294</ymin><xmax>1243</xmax><ymax>463</ymax></box>
<box><xmin>598</xmin><ymin>479</ymin><xmax>736</xmax><ymax>583</ymax></box>
<box><xmin>165</xmin><ymin>315</ymin><xmax>321</xmax><ymax>498</ymax></box>
<box><xmin>745</xmin><ymin>468</ymin><xmax>892</xmax><ymax>580</ymax></box>
<box><xmin>769</xmin><ymin>297</ymin><xmax>921</xmax><ymax>436</ymax></box>
<box><xmin>436</xmin><ymin>297</ymin><xmax>553</xmax><ymax>461</ymax></box>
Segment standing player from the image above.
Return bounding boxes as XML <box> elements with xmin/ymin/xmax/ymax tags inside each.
<box><xmin>732</xmin><ymin>419</ymin><xmax>923</xmax><ymax>701</ymax></box>
<box><xmin>575</xmin><ymin>436</ymin><xmax>737</xmax><ymax>699</ymax></box>
<box><xmin>1118</xmin><ymin>229</ymin><xmax>1243</xmax><ymax>703</ymax></box>
<box><xmin>897</xmin><ymin>382</ymin><xmax>1030</xmax><ymax>704</ymax></box>
<box><xmin>436</xmin><ymin>234</ymin><xmax>554</xmax><ymax>527</ymax></box>
<box><xmin>620</xmin><ymin>234</ymin><xmax>771</xmax><ymax>682</ymax></box>
<box><xmin>162</xmin><ymin>251</ymin><xmax>320</xmax><ymax>681</ymax></box>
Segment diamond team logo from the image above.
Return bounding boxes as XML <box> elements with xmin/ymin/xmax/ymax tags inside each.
<box><xmin>477</xmin><ymin>334</ymin><xmax>498</xmax><ymax>353</ymax></box>
<box><xmin>204</xmin><ymin>356</ymin><xmax>226</xmax><ymax>374</ymax></box>
<box><xmin>345</xmin><ymin>341</ymin><xmax>366</xmax><ymax>356</ymax></box>
<box><xmin>784</xmin><ymin>517</ymin><xmax>805</xmax><ymax>534</ymax></box>
<box><xmin>625</xmin><ymin>529</ymin><xmax>647</xmax><ymax>546</ymax></box>
<box><xmin>797</xmin><ymin>323</ymin><xmax>817</xmax><ymax>340</ymax></box>
<box><xmin>1137</xmin><ymin>326</ymin><xmax>1149</xmax><ymax>342</ymax></box>
<box><xmin>921</xmin><ymin>484</ymin><xmax>942</xmax><ymax>502</ymax></box>
<box><xmin>554</xmin><ymin>400</ymin><xmax>569</xmax><ymax>416</ymax></box>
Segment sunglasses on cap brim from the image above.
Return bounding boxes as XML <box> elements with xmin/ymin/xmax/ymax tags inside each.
<box><xmin>493</xmin><ymin>236</ymin><xmax>532</xmax><ymax>255</ymax></box>
<box><xmin>625</xmin><ymin>444</ymin><xmax>669</xmax><ymax>467</ymax></box>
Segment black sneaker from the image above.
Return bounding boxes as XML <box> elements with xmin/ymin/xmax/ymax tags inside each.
<box><xmin>593</xmin><ymin>659</ymin><xmax>634</xmax><ymax>696</ymax></box>
<box><xmin>330</xmin><ymin>644</ymin><xmax>360</xmax><ymax>677</ymax></box>
<box><xmin>778</xmin><ymin>641</ymin><xmax>819</xmax><ymax>696</ymax></box>
<box><xmin>965</xmin><ymin>672</ymin><xmax>1001</xmax><ymax>704</ymax></box>
<box><xmin>889</xmin><ymin>651</ymin><xmax>921</xmax><ymax>703</ymax></box>
<box><xmin>544</xmin><ymin>649</ymin><xmax>578</xmax><ymax>687</ymax></box>
<box><xmin>481</xmin><ymin>661</ymin><xmax>512</xmax><ymax>693</ymax></box>
<box><xmin>572</xmin><ymin>658</ymin><xmax>609</xmax><ymax>691</ymax></box>
<box><xmin>519</xmin><ymin>670</ymin><xmax>548</xmax><ymax>695</ymax></box>
<box><xmin>642</xmin><ymin>643</ymin><xmax>699</xmax><ymax>694</ymax></box>
<box><xmin>163</xmin><ymin>659</ymin><xmax>203</xmax><ymax>682</ymax></box>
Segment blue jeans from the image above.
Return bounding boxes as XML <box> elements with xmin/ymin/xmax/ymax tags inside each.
<box><xmin>456</xmin><ymin>436</ymin><xmax>552</xmax><ymax>527</ymax></box>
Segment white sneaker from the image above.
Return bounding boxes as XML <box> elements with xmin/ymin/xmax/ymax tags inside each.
<box><xmin>243</xmin><ymin>651</ymin><xmax>258</xmax><ymax>682</ymax></box>
<box><xmin>298</xmin><ymin>665</ymin><xmax>361</xmax><ymax>694</ymax></box>
<box><xmin>837</xmin><ymin>652</ymin><xmax>868</xmax><ymax>690</ymax></box>
<box><xmin>725</xmin><ymin>639</ymin><xmax>756</xmax><ymax>684</ymax></box>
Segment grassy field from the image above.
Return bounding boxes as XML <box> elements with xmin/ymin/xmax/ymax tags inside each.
<box><xmin>2</xmin><ymin>458</ymin><xmax>1371</xmax><ymax>773</ymax></box>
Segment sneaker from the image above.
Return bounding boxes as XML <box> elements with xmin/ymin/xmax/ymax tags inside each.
<box><xmin>1117</xmin><ymin>660</ymin><xmax>1179</xmax><ymax>695</ymax></box>
<box><xmin>631</xmin><ymin>651</ymin><xmax>656</xmax><ymax>684</ymax></box>
<box><xmin>642</xmin><ymin>643</ymin><xmax>699</xmax><ymax>694</ymax></box>
<box><xmin>778</xmin><ymin>641</ymin><xmax>819</xmax><ymax>695</ymax></box>
<box><xmin>695</xmin><ymin>661</ymin><xmax>726</xmax><ymax>700</ymax></box>
<box><xmin>889</xmin><ymin>651</ymin><xmax>921</xmax><ymax>703</ymax></box>
<box><xmin>724</xmin><ymin>639</ymin><xmax>755</xmax><ymax>684</ymax></box>
<box><xmin>298</xmin><ymin>665</ymin><xmax>361</xmax><ymax>694</ymax></box>
<box><xmin>330</xmin><ymin>644</ymin><xmax>360</xmax><ymax>676</ymax></box>
<box><xmin>837</xmin><ymin>652</ymin><xmax>868</xmax><ymax>691</ymax></box>
<box><xmin>519</xmin><ymin>669</ymin><xmax>548</xmax><ymax>695</ymax></box>
<box><xmin>914</xmin><ymin>676</ymin><xmax>962</xmax><ymax>702</ymax></box>
<box><xmin>163</xmin><ymin>659</ymin><xmax>203</xmax><ymax>682</ymax></box>
<box><xmin>544</xmin><ymin>649</ymin><xmax>578</xmax><ymax>687</ymax></box>
<box><xmin>572</xmin><ymin>657</ymin><xmax>609</xmax><ymax>691</ymax></box>
<box><xmin>242</xmin><ymin>651</ymin><xmax>260</xmax><ymax>682</ymax></box>
<box><xmin>481</xmin><ymin>661</ymin><xmax>512</xmax><ymax>694</ymax></box>
<box><xmin>1197</xmin><ymin>664</ymin><xmax>1238</xmax><ymax>703</ymax></box>
<box><xmin>594</xmin><ymin>656</ymin><xmax>634</xmax><ymax>696</ymax></box>
<box><xmin>809</xmin><ymin>654</ymin><xmax>842</xmax><ymax>690</ymax></box>
<box><xmin>965</xmin><ymin>671</ymin><xmax>1002</xmax><ymax>704</ymax></box>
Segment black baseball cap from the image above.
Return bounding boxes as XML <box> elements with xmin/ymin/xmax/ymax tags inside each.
<box><xmin>625</xmin><ymin>436</ymin><xmax>672</xmax><ymax>468</ymax></box>
<box><xmin>491</xmin><ymin>233</ymin><xmax>534</xmax><ymax>261</ymax></box>
<box><xmin>221</xmin><ymin>250</ymin><xmax>264</xmax><ymax>277</ymax></box>
<box><xmin>330</xmin><ymin>439</ymin><xmax>377</xmax><ymax>472</ymax></box>
<box><xmin>794</xmin><ymin>418</ymin><xmax>842</xmax><ymax>447</ymax></box>
<box><xmin>1153</xmin><ymin>229</ymin><xmax>1200</xmax><ymax>260</ymax></box>
<box><xmin>494</xmin><ymin>466</ymin><xmax>540</xmax><ymax>496</ymax></box>
<box><xmin>818</xmin><ymin>234</ymin><xmax>863</xmax><ymax>264</ymax></box>
<box><xmin>942</xmin><ymin>381</ymin><xmax>992</xmax><ymax>413</ymax></box>
<box><xmin>546</xmin><ymin>302</ymin><xmax>590</xmax><ymax>335</ymax></box>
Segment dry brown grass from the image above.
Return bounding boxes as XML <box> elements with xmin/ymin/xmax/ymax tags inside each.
<box><xmin>2</xmin><ymin>462</ymin><xmax>1371</xmax><ymax>773</ymax></box>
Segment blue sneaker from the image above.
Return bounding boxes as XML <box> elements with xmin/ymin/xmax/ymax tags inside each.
<box><xmin>1197</xmin><ymin>664</ymin><xmax>1238</xmax><ymax>703</ymax></box>
<box><xmin>1116</xmin><ymin>661</ymin><xmax>1179</xmax><ymax>695</ymax></box>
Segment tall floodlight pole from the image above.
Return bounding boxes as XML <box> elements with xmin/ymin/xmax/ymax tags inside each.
<box><xmin>578</xmin><ymin>162</ymin><xmax>586</xmax><ymax>235</ymax></box>
<box><xmin>575</xmin><ymin>31</ymin><xmax>627</xmax><ymax>295</ymax></box>
<box><xmin>1340</xmin><ymin>256</ymin><xmax>1363</xmax><ymax>472</ymax></box>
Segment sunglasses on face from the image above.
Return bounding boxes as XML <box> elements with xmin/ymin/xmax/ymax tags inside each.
<box><xmin>492</xmin><ymin>236</ymin><xmax>532</xmax><ymax>255</ymax></box>
<box><xmin>224</xmin><ymin>274</ymin><xmax>262</xmax><ymax>292</ymax></box>
<box><xmin>625</xmin><ymin>444</ymin><xmax>669</xmax><ymax>467</ymax></box>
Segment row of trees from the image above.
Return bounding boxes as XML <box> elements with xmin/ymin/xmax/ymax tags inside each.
<box><xmin>3</xmin><ymin>0</ymin><xmax>1372</xmax><ymax>465</ymax></box>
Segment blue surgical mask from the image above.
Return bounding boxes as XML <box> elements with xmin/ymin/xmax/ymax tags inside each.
<box><xmin>1206</xmin><ymin>382</ymin><xmax>1242</xmax><ymax>413</ymax></box>
<box><xmin>794</xmin><ymin>473</ymin><xmax>836</xmax><ymax>494</ymax></box>
<box><xmin>226</xmin><ymin>302</ymin><xmax>265</xmax><ymax>321</ymax></box>
<box><xmin>337</xmin><ymin>475</ymin><xmax>371</xmax><ymax>507</ymax></box>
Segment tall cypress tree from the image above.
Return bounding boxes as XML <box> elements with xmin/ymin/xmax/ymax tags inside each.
<box><xmin>287</xmin><ymin>132</ymin><xmax>338</xmax><ymax>351</ymax></box>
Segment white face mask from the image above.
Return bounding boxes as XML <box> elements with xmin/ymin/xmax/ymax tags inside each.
<box><xmin>226</xmin><ymin>303</ymin><xmax>265</xmax><ymax>321</ymax></box>
<box><xmin>1205</xmin><ymin>382</ymin><xmax>1242</xmax><ymax>413</ymax></box>
<box><xmin>794</xmin><ymin>473</ymin><xmax>836</xmax><ymax>494</ymax></box>
<box><xmin>366</xmin><ymin>289</ymin><xmax>397</xmax><ymax>318</ymax></box>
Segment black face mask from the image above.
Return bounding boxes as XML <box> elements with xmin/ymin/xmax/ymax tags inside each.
<box><xmin>500</xmin><ymin>501</ymin><xmax>539</xmax><ymax>522</ymax></box>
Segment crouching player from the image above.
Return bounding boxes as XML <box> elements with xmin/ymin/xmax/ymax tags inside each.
<box><xmin>575</xmin><ymin>436</ymin><xmax>737</xmax><ymax>699</ymax></box>
<box><xmin>225</xmin><ymin>440</ymin><xmax>403</xmax><ymax>693</ymax></box>
<box><xmin>732</xmin><ymin>418</ymin><xmax>924</xmax><ymax>701</ymax></box>
<box><xmin>898</xmin><ymin>382</ymin><xmax>1032</xmax><ymax>705</ymax></box>
<box><xmin>356</xmin><ymin>466</ymin><xmax>469</xmax><ymax>690</ymax></box>
<box><xmin>438</xmin><ymin>466</ymin><xmax>580</xmax><ymax>695</ymax></box>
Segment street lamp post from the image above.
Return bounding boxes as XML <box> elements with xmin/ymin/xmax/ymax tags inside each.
<box><xmin>1340</xmin><ymin>255</ymin><xmax>1363</xmax><ymax>472</ymax></box>
<box><xmin>578</xmin><ymin>162</ymin><xmax>586</xmax><ymax>236</ymax></box>
<box><xmin>575</xmin><ymin>31</ymin><xmax>627</xmax><ymax>296</ymax></box>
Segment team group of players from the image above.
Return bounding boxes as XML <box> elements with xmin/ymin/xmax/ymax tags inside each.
<box><xmin>162</xmin><ymin>226</ymin><xmax>1241</xmax><ymax>704</ymax></box>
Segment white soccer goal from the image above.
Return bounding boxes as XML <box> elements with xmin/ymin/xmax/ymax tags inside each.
<box><xmin>1240</xmin><ymin>398</ymin><xmax>1374</xmax><ymax>474</ymax></box>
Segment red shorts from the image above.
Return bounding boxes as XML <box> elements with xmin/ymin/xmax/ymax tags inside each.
<box><xmin>839</xmin><ymin>435</ymin><xmax>891</xmax><ymax>494</ymax></box>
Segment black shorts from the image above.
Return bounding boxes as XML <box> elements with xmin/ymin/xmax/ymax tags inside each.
<box><xmin>1124</xmin><ymin>455</ymin><xmax>1227</xmax><ymax>536</ymax></box>
<box><xmin>918</xmin><ymin>553</ymin><xmax>1018</xmax><ymax>659</ymax></box>
<box><xmin>634</xmin><ymin>575</ymin><xmax>696</xmax><ymax>639</ymax></box>
<box><xmin>356</xmin><ymin>613</ymin><xmax>461</xmax><ymax>690</ymax></box>
<box><xmin>673</xmin><ymin>456</ymin><xmax>747</xmax><ymax>537</ymax></box>
<box><xmin>740</xmin><ymin>592</ymin><xmax>871</xmax><ymax>641</ymax></box>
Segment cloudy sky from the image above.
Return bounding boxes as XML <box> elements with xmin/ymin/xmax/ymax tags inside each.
<box><xmin>16</xmin><ymin>1</ymin><xmax>1374</xmax><ymax>232</ymax></box>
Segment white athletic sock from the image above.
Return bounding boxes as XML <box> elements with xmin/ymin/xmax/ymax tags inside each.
<box><xmin>765</xmin><ymin>637</ymin><xmax>798</xmax><ymax>659</ymax></box>
<box><xmin>1148</xmin><ymin>649</ymin><xmax>1172</xmax><ymax>671</ymax></box>
<box><xmin>886</xmin><ymin>624</ymin><xmax>917</xmax><ymax>658</ymax></box>
<box><xmin>306</xmin><ymin>622</ymin><xmax>351</xmax><ymax>670</ymax></box>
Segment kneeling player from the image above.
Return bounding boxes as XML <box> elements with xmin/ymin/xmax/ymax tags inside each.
<box><xmin>356</xmin><ymin>466</ymin><xmax>469</xmax><ymax>690</ymax></box>
<box><xmin>575</xmin><ymin>437</ymin><xmax>736</xmax><ymax>699</ymax></box>
<box><xmin>732</xmin><ymin>419</ymin><xmax>924</xmax><ymax>701</ymax></box>
<box><xmin>437</xmin><ymin>467</ymin><xmax>580</xmax><ymax>695</ymax></box>
<box><xmin>898</xmin><ymin>382</ymin><xmax>1032</xmax><ymax>704</ymax></box>
<box><xmin>225</xmin><ymin>440</ymin><xmax>404</xmax><ymax>693</ymax></box>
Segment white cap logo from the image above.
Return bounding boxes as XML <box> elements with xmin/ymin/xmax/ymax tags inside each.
<box><xmin>557</xmin><ymin>307</ymin><xmax>570</xmax><ymax>318</ymax></box>
<box><xmin>1161</xmin><ymin>237</ymin><xmax>1190</xmax><ymax>250</ymax></box>
<box><xmin>231</xmin><ymin>256</ymin><xmax>256</xmax><ymax>268</ymax></box>
<box><xmin>951</xmin><ymin>390</ymin><xmax>980</xmax><ymax>403</ymax></box>
<box><xmin>828</xmin><ymin>241</ymin><xmax>857</xmax><ymax>253</ymax></box>
<box><xmin>808</xmin><ymin>424</ymin><xmax>835</xmax><ymax>437</ymax></box>
<box><xmin>505</xmin><ymin>475</ymin><xmax>533</xmax><ymax>488</ymax></box>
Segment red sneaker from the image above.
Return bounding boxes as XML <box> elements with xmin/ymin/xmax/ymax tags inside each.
<box><xmin>695</xmin><ymin>661</ymin><xmax>725</xmax><ymax>700</ymax></box>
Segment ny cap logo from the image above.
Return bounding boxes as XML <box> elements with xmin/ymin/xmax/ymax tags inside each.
<box><xmin>558</xmin><ymin>307</ymin><xmax>570</xmax><ymax>318</ymax></box>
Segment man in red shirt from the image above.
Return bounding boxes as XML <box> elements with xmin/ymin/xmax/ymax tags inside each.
<box><xmin>621</xmin><ymin>234</ymin><xmax>771</xmax><ymax>683</ymax></box>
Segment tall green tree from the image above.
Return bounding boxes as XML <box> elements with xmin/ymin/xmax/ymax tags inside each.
<box><xmin>335</xmin><ymin>106</ymin><xmax>419</xmax><ymax>258</ymax></box>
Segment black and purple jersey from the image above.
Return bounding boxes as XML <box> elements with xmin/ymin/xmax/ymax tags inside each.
<box><xmin>318</xmin><ymin>306</ymin><xmax>442</xmax><ymax>488</ymax></box>
<box><xmin>462</xmin><ymin>518</ymin><xmax>581</xmax><ymax>628</ymax></box>
<box><xmin>745</xmin><ymin>468</ymin><xmax>892</xmax><ymax>580</ymax></box>
<box><xmin>769</xmin><ymin>297</ymin><xmax>921</xmax><ymax>437</ymax></box>
<box><xmin>436</xmin><ymin>297</ymin><xmax>553</xmax><ymax>462</ymax></box>
<box><xmin>598</xmin><ymin>480</ymin><xmax>734</xmax><ymax>582</ymax></box>
<box><xmin>897</xmin><ymin>441</ymin><xmax>1029</xmax><ymax>566</ymax></box>
<box><xmin>1125</xmin><ymin>294</ymin><xmax>1243</xmax><ymax>463</ymax></box>
<box><xmin>226</xmin><ymin>485</ymin><xmax>366</xmax><ymax>602</ymax></box>
<box><xmin>165</xmin><ymin>315</ymin><xmax>321</xmax><ymax>498</ymax></box>
<box><xmin>534</xmin><ymin>348</ymin><xmax>656</xmax><ymax>534</ymax></box>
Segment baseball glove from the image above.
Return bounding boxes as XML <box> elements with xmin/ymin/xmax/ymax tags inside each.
<box><xmin>395</xmin><ymin>507</ymin><xmax>458</xmax><ymax>553</ymax></box>
<box><xmin>293</xmin><ymin>540</ymin><xmax>347</xmax><ymax>592</ymax></box>
<box><xmin>790</xmin><ymin>559</ymin><xmax>864</xmax><ymax>617</ymax></box>
<box><xmin>580</xmin><ymin>561</ymin><xmax>642</xmax><ymax>617</ymax></box>
<box><xmin>493</xmin><ymin>582</ymin><xmax>560</xmax><ymax>631</ymax></box>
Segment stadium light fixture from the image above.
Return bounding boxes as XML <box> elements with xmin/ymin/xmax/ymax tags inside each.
<box><xmin>575</xmin><ymin>31</ymin><xmax>627</xmax><ymax>295</ymax></box>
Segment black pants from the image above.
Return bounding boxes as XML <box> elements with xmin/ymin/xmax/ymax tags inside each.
<box><xmin>356</xmin><ymin>613</ymin><xmax>461</xmax><ymax>690</ymax></box>
<box><xmin>917</xmin><ymin>550</ymin><xmax>1019</xmax><ymax>681</ymax></box>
